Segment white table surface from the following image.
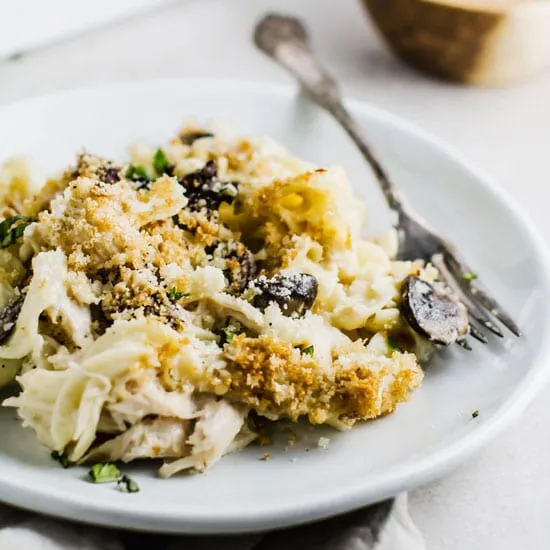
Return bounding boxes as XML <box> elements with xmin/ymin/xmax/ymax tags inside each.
<box><xmin>1</xmin><ymin>0</ymin><xmax>549</xmax><ymax>548</ymax></box>
<box><xmin>0</xmin><ymin>0</ymin><xmax>174</xmax><ymax>59</ymax></box>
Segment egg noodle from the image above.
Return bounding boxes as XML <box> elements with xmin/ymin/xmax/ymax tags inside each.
<box><xmin>0</xmin><ymin>125</ymin><xmax>435</xmax><ymax>475</ymax></box>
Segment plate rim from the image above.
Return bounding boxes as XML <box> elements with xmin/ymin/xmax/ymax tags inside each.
<box><xmin>1</xmin><ymin>77</ymin><xmax>550</xmax><ymax>534</ymax></box>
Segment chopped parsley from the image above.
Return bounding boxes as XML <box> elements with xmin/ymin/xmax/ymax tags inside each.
<box><xmin>462</xmin><ymin>271</ymin><xmax>478</xmax><ymax>283</ymax></box>
<box><xmin>7</xmin><ymin>51</ymin><xmax>24</xmax><ymax>62</ymax></box>
<box><xmin>125</xmin><ymin>164</ymin><xmax>153</xmax><ymax>183</ymax></box>
<box><xmin>168</xmin><ymin>287</ymin><xmax>189</xmax><ymax>302</ymax></box>
<box><xmin>0</xmin><ymin>216</ymin><xmax>34</xmax><ymax>248</ymax></box>
<box><xmin>51</xmin><ymin>450</ymin><xmax>72</xmax><ymax>469</ymax></box>
<box><xmin>302</xmin><ymin>344</ymin><xmax>314</xmax><ymax>356</ymax></box>
<box><xmin>117</xmin><ymin>474</ymin><xmax>140</xmax><ymax>493</ymax></box>
<box><xmin>386</xmin><ymin>336</ymin><xmax>398</xmax><ymax>353</ymax></box>
<box><xmin>219</xmin><ymin>328</ymin><xmax>235</xmax><ymax>346</ymax></box>
<box><xmin>152</xmin><ymin>148</ymin><xmax>173</xmax><ymax>176</ymax></box>
<box><xmin>472</xmin><ymin>409</ymin><xmax>479</xmax><ymax>419</ymax></box>
<box><xmin>88</xmin><ymin>463</ymin><xmax>121</xmax><ymax>483</ymax></box>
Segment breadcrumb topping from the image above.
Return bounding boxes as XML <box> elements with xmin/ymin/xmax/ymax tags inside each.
<box><xmin>221</xmin><ymin>334</ymin><xmax>422</xmax><ymax>427</ymax></box>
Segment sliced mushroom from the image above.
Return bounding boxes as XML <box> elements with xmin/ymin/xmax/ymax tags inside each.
<box><xmin>179</xmin><ymin>130</ymin><xmax>214</xmax><ymax>146</ymax></box>
<box><xmin>72</xmin><ymin>154</ymin><xmax>121</xmax><ymax>184</ymax></box>
<box><xmin>208</xmin><ymin>241</ymin><xmax>256</xmax><ymax>294</ymax></box>
<box><xmin>400</xmin><ymin>275</ymin><xmax>469</xmax><ymax>346</ymax></box>
<box><xmin>179</xmin><ymin>161</ymin><xmax>238</xmax><ymax>211</ymax></box>
<box><xmin>252</xmin><ymin>273</ymin><xmax>318</xmax><ymax>317</ymax></box>
<box><xmin>97</xmin><ymin>165</ymin><xmax>121</xmax><ymax>184</ymax></box>
<box><xmin>0</xmin><ymin>296</ymin><xmax>24</xmax><ymax>344</ymax></box>
<box><xmin>90</xmin><ymin>303</ymin><xmax>112</xmax><ymax>337</ymax></box>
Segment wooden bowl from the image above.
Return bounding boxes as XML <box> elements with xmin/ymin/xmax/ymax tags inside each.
<box><xmin>361</xmin><ymin>0</ymin><xmax>550</xmax><ymax>85</ymax></box>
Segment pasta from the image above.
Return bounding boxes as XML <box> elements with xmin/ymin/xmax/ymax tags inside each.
<box><xmin>0</xmin><ymin>125</ymin><xmax>437</xmax><ymax>476</ymax></box>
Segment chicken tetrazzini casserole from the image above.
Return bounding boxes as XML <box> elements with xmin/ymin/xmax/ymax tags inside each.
<box><xmin>0</xmin><ymin>125</ymin><xmax>447</xmax><ymax>476</ymax></box>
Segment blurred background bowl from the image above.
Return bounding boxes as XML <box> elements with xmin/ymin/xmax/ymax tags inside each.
<box><xmin>361</xmin><ymin>0</ymin><xmax>550</xmax><ymax>85</ymax></box>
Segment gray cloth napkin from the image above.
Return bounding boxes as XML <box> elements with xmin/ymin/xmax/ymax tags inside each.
<box><xmin>0</xmin><ymin>494</ymin><xmax>425</xmax><ymax>550</ymax></box>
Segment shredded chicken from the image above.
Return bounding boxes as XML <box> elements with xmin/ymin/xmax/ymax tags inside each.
<box><xmin>83</xmin><ymin>417</ymin><xmax>189</xmax><ymax>463</ymax></box>
<box><xmin>107</xmin><ymin>372</ymin><xmax>199</xmax><ymax>430</ymax></box>
<box><xmin>159</xmin><ymin>400</ymin><xmax>247</xmax><ymax>477</ymax></box>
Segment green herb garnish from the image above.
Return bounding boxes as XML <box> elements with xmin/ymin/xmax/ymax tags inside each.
<box><xmin>462</xmin><ymin>272</ymin><xmax>478</xmax><ymax>283</ymax></box>
<box><xmin>386</xmin><ymin>336</ymin><xmax>398</xmax><ymax>353</ymax></box>
<box><xmin>0</xmin><ymin>216</ymin><xmax>34</xmax><ymax>248</ymax></box>
<box><xmin>302</xmin><ymin>344</ymin><xmax>314</xmax><ymax>356</ymax></box>
<box><xmin>117</xmin><ymin>474</ymin><xmax>140</xmax><ymax>493</ymax></box>
<box><xmin>88</xmin><ymin>463</ymin><xmax>121</xmax><ymax>483</ymax></box>
<box><xmin>168</xmin><ymin>287</ymin><xmax>189</xmax><ymax>302</ymax></box>
<box><xmin>472</xmin><ymin>409</ymin><xmax>479</xmax><ymax>419</ymax></box>
<box><xmin>125</xmin><ymin>164</ymin><xmax>153</xmax><ymax>183</ymax></box>
<box><xmin>152</xmin><ymin>148</ymin><xmax>172</xmax><ymax>175</ymax></box>
<box><xmin>219</xmin><ymin>328</ymin><xmax>235</xmax><ymax>346</ymax></box>
<box><xmin>7</xmin><ymin>51</ymin><xmax>24</xmax><ymax>62</ymax></box>
<box><xmin>51</xmin><ymin>450</ymin><xmax>72</xmax><ymax>469</ymax></box>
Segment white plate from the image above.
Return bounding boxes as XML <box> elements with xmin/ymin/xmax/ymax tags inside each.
<box><xmin>0</xmin><ymin>79</ymin><xmax>549</xmax><ymax>534</ymax></box>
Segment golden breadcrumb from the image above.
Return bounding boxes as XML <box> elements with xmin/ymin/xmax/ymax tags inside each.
<box><xmin>35</xmin><ymin>177</ymin><xmax>154</xmax><ymax>272</ymax></box>
<box><xmin>221</xmin><ymin>334</ymin><xmax>422</xmax><ymax>427</ymax></box>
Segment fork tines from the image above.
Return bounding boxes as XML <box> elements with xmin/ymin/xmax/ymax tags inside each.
<box><xmin>430</xmin><ymin>251</ymin><xmax>520</xmax><ymax>348</ymax></box>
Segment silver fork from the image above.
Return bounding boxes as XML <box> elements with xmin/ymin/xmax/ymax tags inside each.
<box><xmin>253</xmin><ymin>13</ymin><xmax>521</xmax><ymax>347</ymax></box>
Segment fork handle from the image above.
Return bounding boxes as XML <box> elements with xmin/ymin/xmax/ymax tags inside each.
<box><xmin>329</xmin><ymin>101</ymin><xmax>404</xmax><ymax>214</ymax></box>
<box><xmin>270</xmin><ymin>36</ymin><xmax>405</xmax><ymax>215</ymax></box>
